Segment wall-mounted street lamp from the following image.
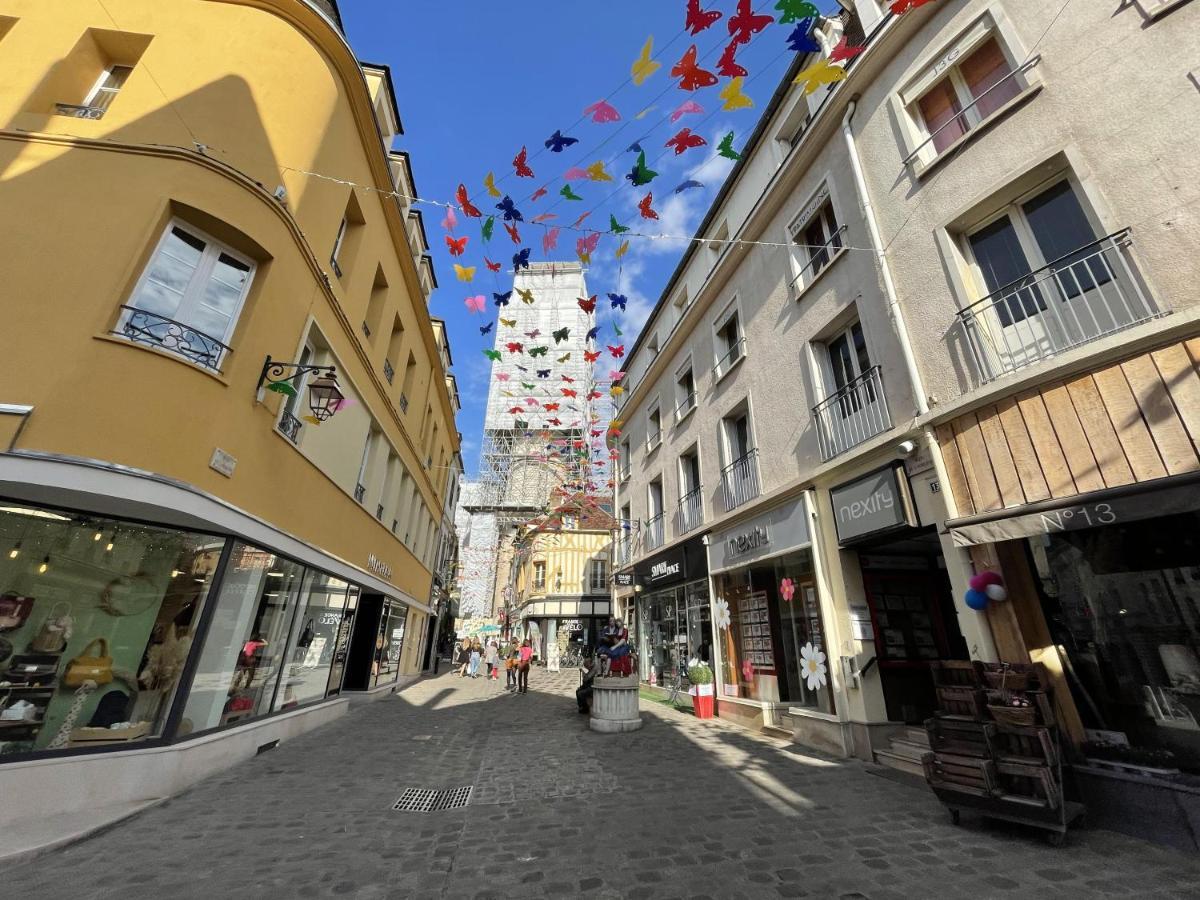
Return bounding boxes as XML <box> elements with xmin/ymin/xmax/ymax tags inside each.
<box><xmin>257</xmin><ymin>356</ymin><xmax>344</xmax><ymax>422</ymax></box>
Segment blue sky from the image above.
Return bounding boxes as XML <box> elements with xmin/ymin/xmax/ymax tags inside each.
<box><xmin>340</xmin><ymin>1</ymin><xmax>833</xmax><ymax>475</ymax></box>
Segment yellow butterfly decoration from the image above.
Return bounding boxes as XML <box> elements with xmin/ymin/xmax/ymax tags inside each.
<box><xmin>793</xmin><ymin>59</ymin><xmax>847</xmax><ymax>96</ymax></box>
<box><xmin>483</xmin><ymin>171</ymin><xmax>501</xmax><ymax>198</ymax></box>
<box><xmin>610</xmin><ymin>385</ymin><xmax>625</xmax><ymax>397</ymax></box>
<box><xmin>635</xmin><ymin>106</ymin><xmax>656</xmax><ymax>120</ymax></box>
<box><xmin>302</xmin><ymin>415</ymin><xmax>322</xmax><ymax>426</ymax></box>
<box><xmin>453</xmin><ymin>263</ymin><xmax>476</xmax><ymax>282</ymax></box>
<box><xmin>630</xmin><ymin>36</ymin><xmax>661</xmax><ymax>86</ymax></box>
<box><xmin>517</xmin><ymin>288</ymin><xmax>535</xmax><ymax>304</ymax></box>
<box><xmin>500</xmin><ymin>316</ymin><xmax>517</xmax><ymax>327</ymax></box>
<box><xmin>558</xmin><ymin>353</ymin><xmax>571</xmax><ymax>363</ymax></box>
<box><xmin>719</xmin><ymin>76</ymin><xmax>754</xmax><ymax>112</ymax></box>
<box><xmin>586</xmin><ymin>160</ymin><xmax>613</xmax><ymax>183</ymax></box>
<box><xmin>501</xmin><ymin>390</ymin><xmax>514</xmax><ymax>398</ymax></box>
<box><xmin>615</xmin><ymin>239</ymin><xmax>630</xmax><ymax>260</ymax></box>
<box><xmin>578</xmin><ymin>251</ymin><xmax>591</xmax><ymax>265</ymax></box>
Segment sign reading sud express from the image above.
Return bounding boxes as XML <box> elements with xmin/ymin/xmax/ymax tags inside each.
<box><xmin>829</xmin><ymin>464</ymin><xmax>919</xmax><ymax>546</ymax></box>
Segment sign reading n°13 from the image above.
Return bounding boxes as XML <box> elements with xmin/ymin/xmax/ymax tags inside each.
<box><xmin>829</xmin><ymin>464</ymin><xmax>918</xmax><ymax>546</ymax></box>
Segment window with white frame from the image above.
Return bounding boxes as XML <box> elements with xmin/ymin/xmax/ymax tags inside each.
<box><xmin>790</xmin><ymin>186</ymin><xmax>843</xmax><ymax>291</ymax></box>
<box><xmin>902</xmin><ymin>21</ymin><xmax>1030</xmax><ymax>165</ymax></box>
<box><xmin>619</xmin><ymin>438</ymin><xmax>631</xmax><ymax>481</ymax></box>
<box><xmin>83</xmin><ymin>64</ymin><xmax>133</xmax><ymax>114</ymax></box>
<box><xmin>713</xmin><ymin>301</ymin><xmax>744</xmax><ymax>379</ymax></box>
<box><xmin>533</xmin><ymin>560</ymin><xmax>547</xmax><ymax>591</ymax></box>
<box><xmin>675</xmin><ymin>362</ymin><xmax>696</xmax><ymax>420</ymax></box>
<box><xmin>587</xmin><ymin>557</ymin><xmax>609</xmax><ymax>593</ymax></box>
<box><xmin>118</xmin><ymin>221</ymin><xmax>255</xmax><ymax>371</ymax></box>
<box><xmin>647</xmin><ymin>404</ymin><xmax>662</xmax><ymax>451</ymax></box>
<box><xmin>823</xmin><ymin>320</ymin><xmax>876</xmax><ymax>404</ymax></box>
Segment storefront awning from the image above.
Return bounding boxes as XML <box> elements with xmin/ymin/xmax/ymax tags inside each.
<box><xmin>946</xmin><ymin>472</ymin><xmax>1200</xmax><ymax>546</ymax></box>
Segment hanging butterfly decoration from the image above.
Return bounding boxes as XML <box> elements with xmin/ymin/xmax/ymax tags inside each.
<box><xmin>496</xmin><ymin>195</ymin><xmax>523</xmax><ymax>221</ymax></box>
<box><xmin>685</xmin><ymin>0</ymin><xmax>722</xmax><ymax>34</ymax></box>
<box><xmin>544</xmin><ymin>129</ymin><xmax>578</xmax><ymax>152</ymax></box>
<box><xmin>504</xmin><ymin>222</ymin><xmax>521</xmax><ymax>244</ymax></box>
<box><xmin>483</xmin><ymin>172</ymin><xmax>501</xmax><ymax>197</ymax></box>
<box><xmin>626</xmin><ymin>150</ymin><xmax>658</xmax><ymax>187</ymax></box>
<box><xmin>552</xmin><ymin>327</ymin><xmax>571</xmax><ymax>343</ymax></box>
<box><xmin>456</xmin><ymin>183</ymin><xmax>481</xmax><ymax>217</ymax></box>
<box><xmin>728</xmin><ymin>0</ymin><xmax>773</xmax><ymax>45</ymax></box>
<box><xmin>578</xmin><ymin>295</ymin><xmax>597</xmax><ymax>314</ymax></box>
<box><xmin>666</xmin><ymin>128</ymin><xmax>707</xmax><ymax>155</ymax></box>
<box><xmin>717</xmin><ymin>131</ymin><xmax>742</xmax><ymax>160</ymax></box>
<box><xmin>608</xmin><ymin>293</ymin><xmax>628</xmax><ymax>311</ymax></box>
<box><xmin>786</xmin><ymin>19</ymin><xmax>821</xmax><ymax>53</ymax></box>
<box><xmin>479</xmin><ymin>322</ymin><xmax>494</xmax><ymax>335</ymax></box>
<box><xmin>609</xmin><ymin>215</ymin><xmax>629</xmax><ymax>234</ymax></box>
<box><xmin>484</xmin><ymin>256</ymin><xmax>502</xmax><ymax>272</ymax></box>
<box><xmin>445</xmin><ymin>234</ymin><xmax>469</xmax><ymax>256</ymax></box>
<box><xmin>671</xmin><ymin>44</ymin><xmax>718</xmax><ymax>91</ymax></box>
<box><xmin>517</xmin><ymin>287</ymin><xmax>536</xmax><ymax>304</ymax></box>
<box><xmin>531</xmin><ymin>186</ymin><xmax>549</xmax><ymax>202</ymax></box>
<box><xmin>674</xmin><ymin>180</ymin><xmax>704</xmax><ymax>194</ymax></box>
<box><xmin>481</xmin><ymin>216</ymin><xmax>495</xmax><ymax>241</ymax></box>
<box><xmin>608</xmin><ymin>345</ymin><xmax>625</xmax><ymax>359</ymax></box>
<box><xmin>560</xmin><ymin>185</ymin><xmax>584</xmax><ymax>201</ymax></box>
<box><xmin>537</xmin><ymin>369</ymin><xmax>551</xmax><ymax>379</ymax></box>
<box><xmin>638</xmin><ymin>193</ymin><xmax>659</xmax><ymax>220</ymax></box>
<box><xmin>454</xmin><ymin>263</ymin><xmax>476</xmax><ymax>282</ymax></box>
<box><xmin>630</xmin><ymin>35</ymin><xmax>662</xmax><ymax>86</ymax></box>
<box><xmin>493</xmin><ymin>291</ymin><xmax>512</xmax><ymax>307</ymax></box>
<box><xmin>513</xmin><ymin>248</ymin><xmax>531</xmax><ymax>271</ymax></box>
<box><xmin>775</xmin><ymin>0</ymin><xmax>821</xmax><ymax>24</ymax></box>
<box><xmin>464</xmin><ymin>295</ymin><xmax>486</xmax><ymax>313</ymax></box>
<box><xmin>512</xmin><ymin>146</ymin><xmax>534</xmax><ymax>178</ymax></box>
<box><xmin>583</xmin><ymin>99</ymin><xmax>620</xmax><ymax>123</ymax></box>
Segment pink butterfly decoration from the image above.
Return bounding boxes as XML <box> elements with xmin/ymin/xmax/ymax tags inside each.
<box><xmin>531</xmin><ymin>212</ymin><xmax>557</xmax><ymax>224</ymax></box>
<box><xmin>579</xmin><ymin>232</ymin><xmax>600</xmax><ymax>255</ymax></box>
<box><xmin>563</xmin><ymin>167</ymin><xmax>589</xmax><ymax>181</ymax></box>
<box><xmin>543</xmin><ymin>227</ymin><xmax>561</xmax><ymax>253</ymax></box>
<box><xmin>583</xmin><ymin>99</ymin><xmax>620</xmax><ymax>123</ymax></box>
<box><xmin>464</xmin><ymin>295</ymin><xmax>486</xmax><ymax>313</ymax></box>
<box><xmin>441</xmin><ymin>205</ymin><xmax>458</xmax><ymax>231</ymax></box>
<box><xmin>609</xmin><ymin>371</ymin><xmax>625</xmax><ymax>381</ymax></box>
<box><xmin>670</xmin><ymin>99</ymin><xmax>704</xmax><ymax>123</ymax></box>
<box><xmin>496</xmin><ymin>373</ymin><xmax>511</xmax><ymax>381</ymax></box>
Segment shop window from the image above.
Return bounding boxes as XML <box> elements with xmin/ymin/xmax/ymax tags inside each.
<box><xmin>0</xmin><ymin>504</ymin><xmax>222</xmax><ymax>757</ymax></box>
<box><xmin>274</xmin><ymin>571</ymin><xmax>353</xmax><ymax>711</ymax></box>
<box><xmin>117</xmin><ymin>220</ymin><xmax>255</xmax><ymax>372</ymax></box>
<box><xmin>637</xmin><ymin>581</ymin><xmax>711</xmax><ymax>688</ymax></box>
<box><xmin>714</xmin><ymin>550</ymin><xmax>834</xmax><ymax>713</ymax></box>
<box><xmin>373</xmin><ymin>601</ymin><xmax>407</xmax><ymax>687</ymax></box>
<box><xmin>1028</xmin><ymin>513</ymin><xmax>1200</xmax><ymax>772</ymax></box>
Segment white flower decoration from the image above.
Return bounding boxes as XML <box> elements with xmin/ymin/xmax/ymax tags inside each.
<box><xmin>714</xmin><ymin>598</ymin><xmax>731</xmax><ymax>630</ymax></box>
<box><xmin>800</xmin><ymin>642</ymin><xmax>827</xmax><ymax>691</ymax></box>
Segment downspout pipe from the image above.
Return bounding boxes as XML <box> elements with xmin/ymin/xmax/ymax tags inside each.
<box><xmin>841</xmin><ymin>99</ymin><xmax>928</xmax><ymax>417</ymax></box>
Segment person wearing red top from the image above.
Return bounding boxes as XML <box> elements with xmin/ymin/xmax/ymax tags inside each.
<box><xmin>517</xmin><ymin>639</ymin><xmax>533</xmax><ymax>694</ymax></box>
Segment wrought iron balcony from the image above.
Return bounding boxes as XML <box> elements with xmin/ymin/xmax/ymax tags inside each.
<box><xmin>675</xmin><ymin>487</ymin><xmax>703</xmax><ymax>535</ymax></box>
<box><xmin>813</xmin><ymin>366</ymin><xmax>892</xmax><ymax>462</ymax></box>
<box><xmin>789</xmin><ymin>224</ymin><xmax>847</xmax><ymax>298</ymax></box>
<box><xmin>55</xmin><ymin>103</ymin><xmax>105</xmax><ymax>120</ymax></box>
<box><xmin>279</xmin><ymin>411</ymin><xmax>302</xmax><ymax>444</ymax></box>
<box><xmin>383</xmin><ymin>358</ymin><xmax>395</xmax><ymax>384</ymax></box>
<box><xmin>354</xmin><ymin>483</ymin><xmax>366</xmax><ymax>503</ymax></box>
<box><xmin>720</xmin><ymin>448</ymin><xmax>761</xmax><ymax>512</ymax></box>
<box><xmin>956</xmin><ymin>230</ymin><xmax>1160</xmax><ymax>382</ymax></box>
<box><xmin>675</xmin><ymin>392</ymin><xmax>697</xmax><ymax>422</ymax></box>
<box><xmin>644</xmin><ymin>512</ymin><xmax>666</xmax><ymax>552</ymax></box>
<box><xmin>713</xmin><ymin>337</ymin><xmax>746</xmax><ymax>379</ymax></box>
<box><xmin>113</xmin><ymin>306</ymin><xmax>231</xmax><ymax>372</ymax></box>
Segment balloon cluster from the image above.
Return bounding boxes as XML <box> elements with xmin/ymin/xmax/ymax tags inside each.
<box><xmin>965</xmin><ymin>571</ymin><xmax>1007</xmax><ymax>611</ymax></box>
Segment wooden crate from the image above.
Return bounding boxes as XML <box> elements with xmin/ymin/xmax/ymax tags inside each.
<box><xmin>926</xmin><ymin>716</ymin><xmax>995</xmax><ymax>758</ymax></box>
<box><xmin>991</xmin><ymin>724</ymin><xmax>1057</xmax><ymax>767</ymax></box>
<box><xmin>923</xmin><ymin>751</ymin><xmax>998</xmax><ymax>798</ymax></box>
<box><xmin>936</xmin><ymin>685</ymin><xmax>987</xmax><ymax>719</ymax></box>
<box><xmin>931</xmin><ymin>660</ymin><xmax>983</xmax><ymax>688</ymax></box>
<box><xmin>981</xmin><ymin>661</ymin><xmax>1045</xmax><ymax>692</ymax></box>
<box><xmin>996</xmin><ymin>761</ymin><xmax>1059</xmax><ymax>810</ymax></box>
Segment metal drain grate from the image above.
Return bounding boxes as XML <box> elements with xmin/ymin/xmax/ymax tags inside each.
<box><xmin>392</xmin><ymin>786</ymin><xmax>473</xmax><ymax>812</ymax></box>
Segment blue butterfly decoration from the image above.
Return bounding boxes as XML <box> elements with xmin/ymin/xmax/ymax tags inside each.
<box><xmin>586</xmin><ymin>325</ymin><xmax>600</xmax><ymax>341</ymax></box>
<box><xmin>515</xmin><ymin>364</ymin><xmax>528</xmax><ymax>372</ymax></box>
<box><xmin>608</xmin><ymin>293</ymin><xmax>628</xmax><ymax>311</ymax></box>
<box><xmin>493</xmin><ymin>291</ymin><xmax>512</xmax><ymax>307</ymax></box>
<box><xmin>496</xmin><ymin>195</ymin><xmax>523</xmax><ymax>222</ymax></box>
<box><xmin>480</xmin><ymin>321</ymin><xmax>494</xmax><ymax>334</ymax></box>
<box><xmin>786</xmin><ymin>19</ymin><xmax>820</xmax><ymax>53</ymax></box>
<box><xmin>674</xmin><ymin>180</ymin><xmax>704</xmax><ymax>194</ymax></box>
<box><xmin>537</xmin><ymin>369</ymin><xmax>551</xmax><ymax>378</ymax></box>
<box><xmin>544</xmin><ymin>130</ymin><xmax>578</xmax><ymax>153</ymax></box>
<box><xmin>626</xmin><ymin>140</ymin><xmax>644</xmax><ymax>153</ymax></box>
<box><xmin>513</xmin><ymin>248</ymin><xmax>531</xmax><ymax>271</ymax></box>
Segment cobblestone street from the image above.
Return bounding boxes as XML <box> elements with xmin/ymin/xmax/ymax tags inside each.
<box><xmin>8</xmin><ymin>667</ymin><xmax>1200</xmax><ymax>900</ymax></box>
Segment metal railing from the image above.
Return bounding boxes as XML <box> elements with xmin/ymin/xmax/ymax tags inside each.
<box><xmin>720</xmin><ymin>448</ymin><xmax>761</xmax><ymax>512</ymax></box>
<box><xmin>713</xmin><ymin>336</ymin><xmax>746</xmax><ymax>378</ymax></box>
<box><xmin>279</xmin><ymin>411</ymin><xmax>302</xmax><ymax>444</ymax></box>
<box><xmin>646</xmin><ymin>427</ymin><xmax>662</xmax><ymax>453</ymax></box>
<box><xmin>676</xmin><ymin>487</ymin><xmax>703</xmax><ymax>535</ymax></box>
<box><xmin>113</xmin><ymin>306</ymin><xmax>231</xmax><ymax>372</ymax></box>
<box><xmin>354</xmin><ymin>483</ymin><xmax>366</xmax><ymax>503</ymax></box>
<box><xmin>375</xmin><ymin>504</ymin><xmax>384</xmax><ymax>521</ymax></box>
<box><xmin>789</xmin><ymin>224</ymin><xmax>847</xmax><ymax>297</ymax></box>
<box><xmin>383</xmin><ymin>359</ymin><xmax>394</xmax><ymax>384</ymax></box>
<box><xmin>955</xmin><ymin>230</ymin><xmax>1160</xmax><ymax>382</ymax></box>
<box><xmin>675</xmin><ymin>392</ymin><xmax>697</xmax><ymax>421</ymax></box>
<box><xmin>618</xmin><ymin>464</ymin><xmax>631</xmax><ymax>483</ymax></box>
<box><xmin>55</xmin><ymin>103</ymin><xmax>105</xmax><ymax>120</ymax></box>
<box><xmin>813</xmin><ymin>366</ymin><xmax>892</xmax><ymax>461</ymax></box>
<box><xmin>644</xmin><ymin>512</ymin><xmax>666</xmax><ymax>552</ymax></box>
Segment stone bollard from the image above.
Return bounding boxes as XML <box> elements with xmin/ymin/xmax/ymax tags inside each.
<box><xmin>589</xmin><ymin>674</ymin><xmax>643</xmax><ymax>733</ymax></box>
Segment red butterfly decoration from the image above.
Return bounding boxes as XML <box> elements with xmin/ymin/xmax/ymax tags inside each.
<box><xmin>484</xmin><ymin>256</ymin><xmax>502</xmax><ymax>272</ymax></box>
<box><xmin>685</xmin><ymin>0</ymin><xmax>722</xmax><ymax>34</ymax></box>
<box><xmin>508</xmin><ymin>406</ymin><xmax>524</xmax><ymax>415</ymax></box>
<box><xmin>531</xmin><ymin>212</ymin><xmax>557</xmax><ymax>224</ymax></box>
<box><xmin>890</xmin><ymin>0</ymin><xmax>936</xmax><ymax>13</ymax></box>
<box><xmin>531</xmin><ymin>186</ymin><xmax>548</xmax><ymax>202</ymax></box>
<box><xmin>506</xmin><ymin>342</ymin><xmax>524</xmax><ymax>353</ymax></box>
<box><xmin>728</xmin><ymin>0</ymin><xmax>773</xmax><ymax>46</ymax></box>
<box><xmin>561</xmin><ymin>388</ymin><xmax>578</xmax><ymax>398</ymax></box>
<box><xmin>638</xmin><ymin>192</ymin><xmax>659</xmax><ymax>220</ymax></box>
<box><xmin>587</xmin><ymin>391</ymin><xmax>602</xmax><ymax>401</ymax></box>
<box><xmin>456</xmin><ymin>183</ymin><xmax>481</xmax><ymax>218</ymax></box>
<box><xmin>717</xmin><ymin>40</ymin><xmax>746</xmax><ymax>78</ymax></box>
<box><xmin>584</xmin><ymin>350</ymin><xmax>602</xmax><ymax>363</ymax></box>
<box><xmin>561</xmin><ymin>375</ymin><xmax>575</xmax><ymax>383</ymax></box>
<box><xmin>546</xmin><ymin>418</ymin><xmax>562</xmax><ymax>426</ymax></box>
<box><xmin>445</xmin><ymin>235</ymin><xmax>468</xmax><ymax>256</ymax></box>
<box><xmin>578</xmin><ymin>295</ymin><xmax>597</xmax><ymax>314</ymax></box>
<box><xmin>608</xmin><ymin>345</ymin><xmax>625</xmax><ymax>359</ymax></box>
<box><xmin>513</xmin><ymin>146</ymin><xmax>534</xmax><ymax>178</ymax></box>
<box><xmin>671</xmin><ymin>44</ymin><xmax>718</xmax><ymax>91</ymax></box>
<box><xmin>543</xmin><ymin>403</ymin><xmax>560</xmax><ymax>412</ymax></box>
<box><xmin>830</xmin><ymin>35</ymin><xmax>865</xmax><ymax>63</ymax></box>
<box><xmin>504</xmin><ymin>222</ymin><xmax>521</xmax><ymax>244</ymax></box>
<box><xmin>571</xmin><ymin>211</ymin><xmax>591</xmax><ymax>230</ymax></box>
<box><xmin>666</xmin><ymin>128</ymin><xmax>707</xmax><ymax>155</ymax></box>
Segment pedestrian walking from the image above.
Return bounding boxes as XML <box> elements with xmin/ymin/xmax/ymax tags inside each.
<box><xmin>504</xmin><ymin>639</ymin><xmax>519</xmax><ymax>692</ymax></box>
<box><xmin>455</xmin><ymin>640</ymin><xmax>471</xmax><ymax>677</ymax></box>
<box><xmin>517</xmin><ymin>639</ymin><xmax>533</xmax><ymax>694</ymax></box>
<box><xmin>484</xmin><ymin>639</ymin><xmax>500</xmax><ymax>680</ymax></box>
<box><xmin>468</xmin><ymin>639</ymin><xmax>482</xmax><ymax>678</ymax></box>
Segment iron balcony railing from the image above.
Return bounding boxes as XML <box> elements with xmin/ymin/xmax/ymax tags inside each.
<box><xmin>675</xmin><ymin>487</ymin><xmax>703</xmax><ymax>535</ymax></box>
<box><xmin>813</xmin><ymin>366</ymin><xmax>892</xmax><ymax>462</ymax></box>
<box><xmin>55</xmin><ymin>103</ymin><xmax>105</xmax><ymax>120</ymax></box>
<box><xmin>720</xmin><ymin>448</ymin><xmax>761</xmax><ymax>512</ymax></box>
<box><xmin>618</xmin><ymin>464</ymin><xmax>631</xmax><ymax>483</ymax></box>
<box><xmin>113</xmin><ymin>305</ymin><xmax>231</xmax><ymax>372</ymax></box>
<box><xmin>955</xmin><ymin>229</ymin><xmax>1160</xmax><ymax>382</ymax></box>
<box><xmin>279</xmin><ymin>411</ymin><xmax>302</xmax><ymax>444</ymax></box>
<box><xmin>383</xmin><ymin>358</ymin><xmax>395</xmax><ymax>384</ymax></box>
<box><xmin>789</xmin><ymin>224</ymin><xmax>847</xmax><ymax>298</ymax></box>
<box><xmin>713</xmin><ymin>336</ymin><xmax>747</xmax><ymax>379</ymax></box>
<box><xmin>675</xmin><ymin>392</ymin><xmax>697</xmax><ymax>421</ymax></box>
<box><xmin>644</xmin><ymin>512</ymin><xmax>666</xmax><ymax>552</ymax></box>
<box><xmin>354</xmin><ymin>482</ymin><xmax>366</xmax><ymax>503</ymax></box>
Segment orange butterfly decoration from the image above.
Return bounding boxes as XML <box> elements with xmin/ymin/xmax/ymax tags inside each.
<box><xmin>638</xmin><ymin>192</ymin><xmax>659</xmax><ymax>220</ymax></box>
<box><xmin>666</xmin><ymin>128</ymin><xmax>706</xmax><ymax>155</ymax></box>
<box><xmin>504</xmin><ymin>222</ymin><xmax>521</xmax><ymax>244</ymax></box>
<box><xmin>584</xmin><ymin>350</ymin><xmax>602</xmax><ymax>363</ymax></box>
<box><xmin>455</xmin><ymin>183</ymin><xmax>481</xmax><ymax>218</ymax></box>
<box><xmin>561</xmin><ymin>388</ymin><xmax>578</xmax><ymax>398</ymax></box>
<box><xmin>671</xmin><ymin>44</ymin><xmax>718</xmax><ymax>91</ymax></box>
<box><xmin>578</xmin><ymin>295</ymin><xmax>597</xmax><ymax>314</ymax></box>
<box><xmin>513</xmin><ymin>146</ymin><xmax>534</xmax><ymax>178</ymax></box>
<box><xmin>484</xmin><ymin>257</ymin><xmax>502</xmax><ymax>272</ymax></box>
<box><xmin>445</xmin><ymin>235</ymin><xmax>468</xmax><ymax>256</ymax></box>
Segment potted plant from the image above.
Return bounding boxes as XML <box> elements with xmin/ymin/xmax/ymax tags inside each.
<box><xmin>687</xmin><ymin>661</ymin><xmax>715</xmax><ymax>719</ymax></box>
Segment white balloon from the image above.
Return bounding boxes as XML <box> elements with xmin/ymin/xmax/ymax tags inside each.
<box><xmin>985</xmin><ymin>584</ymin><xmax>1008</xmax><ymax>602</ymax></box>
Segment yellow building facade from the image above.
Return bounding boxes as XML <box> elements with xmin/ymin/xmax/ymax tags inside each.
<box><xmin>512</xmin><ymin>528</ymin><xmax>614</xmax><ymax>657</ymax></box>
<box><xmin>0</xmin><ymin>0</ymin><xmax>458</xmax><ymax>827</ymax></box>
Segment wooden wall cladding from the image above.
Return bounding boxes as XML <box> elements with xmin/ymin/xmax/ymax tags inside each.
<box><xmin>937</xmin><ymin>338</ymin><xmax>1200</xmax><ymax>516</ymax></box>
